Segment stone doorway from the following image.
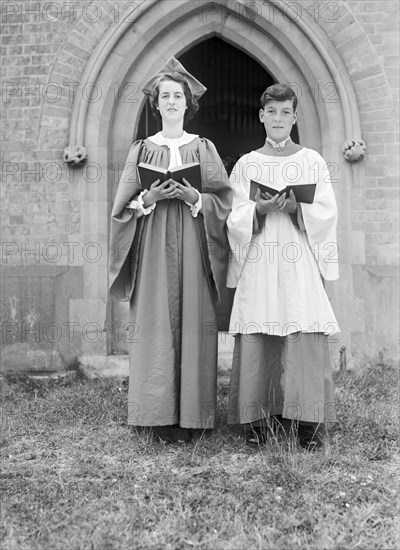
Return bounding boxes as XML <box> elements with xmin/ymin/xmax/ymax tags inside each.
<box><xmin>62</xmin><ymin>1</ymin><xmax>362</xmax><ymax>360</ymax></box>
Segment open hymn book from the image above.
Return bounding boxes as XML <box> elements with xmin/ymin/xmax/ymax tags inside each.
<box><xmin>137</xmin><ymin>162</ymin><xmax>202</xmax><ymax>192</ymax></box>
<box><xmin>249</xmin><ymin>180</ymin><xmax>316</xmax><ymax>204</ymax></box>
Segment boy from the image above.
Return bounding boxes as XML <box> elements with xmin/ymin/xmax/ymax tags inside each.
<box><xmin>226</xmin><ymin>84</ymin><xmax>339</xmax><ymax>450</ymax></box>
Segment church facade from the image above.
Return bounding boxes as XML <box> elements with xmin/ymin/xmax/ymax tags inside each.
<box><xmin>1</xmin><ymin>0</ymin><xmax>399</xmax><ymax>369</ymax></box>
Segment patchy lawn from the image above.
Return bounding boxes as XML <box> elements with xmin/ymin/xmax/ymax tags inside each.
<box><xmin>1</xmin><ymin>362</ymin><xmax>399</xmax><ymax>550</ymax></box>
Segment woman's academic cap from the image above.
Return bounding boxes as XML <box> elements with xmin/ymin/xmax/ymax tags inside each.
<box><xmin>141</xmin><ymin>56</ymin><xmax>207</xmax><ymax>99</ymax></box>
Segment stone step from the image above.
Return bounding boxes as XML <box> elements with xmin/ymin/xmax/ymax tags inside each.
<box><xmin>79</xmin><ymin>332</ymin><xmax>235</xmax><ymax>378</ymax></box>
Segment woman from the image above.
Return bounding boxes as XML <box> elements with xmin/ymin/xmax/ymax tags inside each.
<box><xmin>226</xmin><ymin>84</ymin><xmax>339</xmax><ymax>450</ymax></box>
<box><xmin>109</xmin><ymin>57</ymin><xmax>232</xmax><ymax>444</ymax></box>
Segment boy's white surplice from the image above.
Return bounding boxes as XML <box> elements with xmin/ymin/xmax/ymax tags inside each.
<box><xmin>227</xmin><ymin>148</ymin><xmax>339</xmax><ymax>337</ymax></box>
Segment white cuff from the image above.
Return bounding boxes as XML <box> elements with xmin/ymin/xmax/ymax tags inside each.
<box><xmin>126</xmin><ymin>190</ymin><xmax>156</xmax><ymax>217</ymax></box>
<box><xmin>185</xmin><ymin>190</ymin><xmax>202</xmax><ymax>218</ymax></box>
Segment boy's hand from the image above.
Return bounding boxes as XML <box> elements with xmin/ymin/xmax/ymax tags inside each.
<box><xmin>255</xmin><ymin>188</ymin><xmax>297</xmax><ymax>215</ymax></box>
<box><xmin>280</xmin><ymin>189</ymin><xmax>297</xmax><ymax>214</ymax></box>
<box><xmin>255</xmin><ymin>188</ymin><xmax>285</xmax><ymax>215</ymax></box>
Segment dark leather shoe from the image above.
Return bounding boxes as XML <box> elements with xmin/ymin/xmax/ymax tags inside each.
<box><xmin>298</xmin><ymin>424</ymin><xmax>324</xmax><ymax>451</ymax></box>
<box><xmin>172</xmin><ymin>427</ymin><xmax>192</xmax><ymax>444</ymax></box>
<box><xmin>245</xmin><ymin>426</ymin><xmax>268</xmax><ymax>448</ymax></box>
<box><xmin>152</xmin><ymin>425</ymin><xmax>174</xmax><ymax>444</ymax></box>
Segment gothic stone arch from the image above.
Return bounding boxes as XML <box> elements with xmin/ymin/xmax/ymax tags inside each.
<box><xmin>62</xmin><ymin>0</ymin><xmax>365</xmax><ymax>359</ymax></box>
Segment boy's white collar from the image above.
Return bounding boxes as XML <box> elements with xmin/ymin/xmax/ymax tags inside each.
<box><xmin>266</xmin><ymin>136</ymin><xmax>291</xmax><ymax>149</ymax></box>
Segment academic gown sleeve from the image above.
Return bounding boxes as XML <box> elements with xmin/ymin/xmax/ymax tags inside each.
<box><xmin>226</xmin><ymin>149</ymin><xmax>339</xmax><ymax>287</ymax></box>
<box><xmin>226</xmin><ymin>155</ymin><xmax>257</xmax><ymax>288</ymax></box>
<box><xmin>300</xmin><ymin>149</ymin><xmax>339</xmax><ymax>281</ymax></box>
<box><xmin>196</xmin><ymin>138</ymin><xmax>232</xmax><ymax>303</ymax></box>
<box><xmin>109</xmin><ymin>140</ymin><xmax>143</xmax><ymax>302</ymax></box>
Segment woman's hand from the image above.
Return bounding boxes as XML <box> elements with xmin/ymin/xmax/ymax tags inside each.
<box><xmin>142</xmin><ymin>179</ymin><xmax>179</xmax><ymax>207</ymax></box>
<box><xmin>174</xmin><ymin>177</ymin><xmax>199</xmax><ymax>205</ymax></box>
<box><xmin>255</xmin><ymin>189</ymin><xmax>297</xmax><ymax>216</ymax></box>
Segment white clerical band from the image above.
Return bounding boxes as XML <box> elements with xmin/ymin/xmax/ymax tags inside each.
<box><xmin>266</xmin><ymin>136</ymin><xmax>291</xmax><ymax>149</ymax></box>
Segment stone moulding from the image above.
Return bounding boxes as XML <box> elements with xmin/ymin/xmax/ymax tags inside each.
<box><xmin>341</xmin><ymin>139</ymin><xmax>367</xmax><ymax>162</ymax></box>
<box><xmin>63</xmin><ymin>145</ymin><xmax>88</xmax><ymax>165</ymax></box>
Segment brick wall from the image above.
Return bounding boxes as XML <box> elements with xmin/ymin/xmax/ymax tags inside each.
<box><xmin>1</xmin><ymin>0</ymin><xmax>116</xmax><ymax>266</ymax></box>
<box><xmin>2</xmin><ymin>1</ymin><xmax>73</xmax><ymax>265</ymax></box>
<box><xmin>312</xmin><ymin>0</ymin><xmax>399</xmax><ymax>269</ymax></box>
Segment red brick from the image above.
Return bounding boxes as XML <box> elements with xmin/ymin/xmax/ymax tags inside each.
<box><xmin>352</xmin><ymin>211</ymin><xmax>387</xmax><ymax>222</ymax></box>
<box><xmin>385</xmin><ymin>144</ymin><xmax>400</xmax><ymax>156</ymax></box>
<box><xmin>387</xmin><ymin>74</ymin><xmax>399</xmax><ymax>89</ymax></box>
<box><xmin>7</xmin><ymin>45</ymin><xmax>23</xmax><ymax>55</ymax></box>
<box><xmin>377</xmin><ymin>176</ymin><xmax>400</xmax><ymax>187</ymax></box>
<box><xmin>375</xmin><ymin>35</ymin><xmax>400</xmax><ymax>51</ymax></box>
<box><xmin>364</xmin><ymin>189</ymin><xmax>386</xmax><ymax>199</ymax></box>
<box><xmin>23</xmin><ymin>65</ymin><xmax>50</xmax><ymax>76</ymax></box>
<box><xmin>2</xmin><ymin>34</ymin><xmax>30</xmax><ymax>45</ymax></box>
<box><xmin>369</xmin><ymin>34</ymin><xmax>383</xmax><ymax>45</ymax></box>
<box><xmin>2</xmin><ymin>55</ymin><xmax>31</xmax><ymax>66</ymax></box>
<box><xmin>24</xmin><ymin>43</ymin><xmax>60</xmax><ymax>54</ymax></box>
<box><xmin>361</xmin><ymin>3</ymin><xmax>393</xmax><ymax>14</ymax></box>
<box><xmin>31</xmin><ymin>54</ymin><xmax>54</xmax><ymax>65</ymax></box>
<box><xmin>363</xmin><ymin>120</ymin><xmax>395</xmax><ymax>132</ymax></box>
<box><xmin>376</xmin><ymin>22</ymin><xmax>399</xmax><ymax>32</ymax></box>
<box><xmin>366</xmin><ymin>199</ymin><xmax>389</xmax><ymax>210</ymax></box>
<box><xmin>32</xmin><ymin>150</ymin><xmax>64</xmax><ymax>161</ymax></box>
<box><xmin>25</xmin><ymin>22</ymin><xmax>62</xmax><ymax>34</ymax></box>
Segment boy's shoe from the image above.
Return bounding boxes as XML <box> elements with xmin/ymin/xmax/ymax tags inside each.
<box><xmin>270</xmin><ymin>415</ymin><xmax>296</xmax><ymax>438</ymax></box>
<box><xmin>245</xmin><ymin>426</ymin><xmax>268</xmax><ymax>448</ymax></box>
<box><xmin>152</xmin><ymin>425</ymin><xmax>174</xmax><ymax>444</ymax></box>
<box><xmin>172</xmin><ymin>427</ymin><xmax>192</xmax><ymax>444</ymax></box>
<box><xmin>153</xmin><ymin>425</ymin><xmax>192</xmax><ymax>444</ymax></box>
<box><xmin>298</xmin><ymin>424</ymin><xmax>325</xmax><ymax>451</ymax></box>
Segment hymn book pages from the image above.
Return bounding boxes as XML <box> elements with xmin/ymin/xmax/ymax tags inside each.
<box><xmin>249</xmin><ymin>180</ymin><xmax>316</xmax><ymax>204</ymax></box>
<box><xmin>138</xmin><ymin>162</ymin><xmax>202</xmax><ymax>191</ymax></box>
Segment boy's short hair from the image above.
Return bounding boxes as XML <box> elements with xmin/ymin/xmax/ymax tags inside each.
<box><xmin>260</xmin><ymin>84</ymin><xmax>298</xmax><ymax>112</ymax></box>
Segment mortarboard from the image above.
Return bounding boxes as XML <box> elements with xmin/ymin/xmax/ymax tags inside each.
<box><xmin>141</xmin><ymin>56</ymin><xmax>207</xmax><ymax>99</ymax></box>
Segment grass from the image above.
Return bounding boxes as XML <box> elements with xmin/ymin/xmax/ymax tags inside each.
<box><xmin>1</xmin><ymin>362</ymin><xmax>399</xmax><ymax>550</ymax></box>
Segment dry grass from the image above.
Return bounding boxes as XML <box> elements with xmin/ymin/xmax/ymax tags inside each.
<box><xmin>1</xmin><ymin>362</ymin><xmax>399</xmax><ymax>549</ymax></box>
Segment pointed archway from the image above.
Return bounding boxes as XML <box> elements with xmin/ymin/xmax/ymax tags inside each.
<box><xmin>61</xmin><ymin>0</ymin><xmax>364</xmax><ymax>357</ymax></box>
<box><xmin>136</xmin><ymin>36</ymin><xmax>299</xmax><ymax>174</ymax></box>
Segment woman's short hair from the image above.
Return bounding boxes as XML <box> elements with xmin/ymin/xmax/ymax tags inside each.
<box><xmin>260</xmin><ymin>84</ymin><xmax>298</xmax><ymax>112</ymax></box>
<box><xmin>148</xmin><ymin>73</ymin><xmax>199</xmax><ymax>124</ymax></box>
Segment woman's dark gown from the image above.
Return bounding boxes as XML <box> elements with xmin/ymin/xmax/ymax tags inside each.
<box><xmin>109</xmin><ymin>137</ymin><xmax>231</xmax><ymax>428</ymax></box>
